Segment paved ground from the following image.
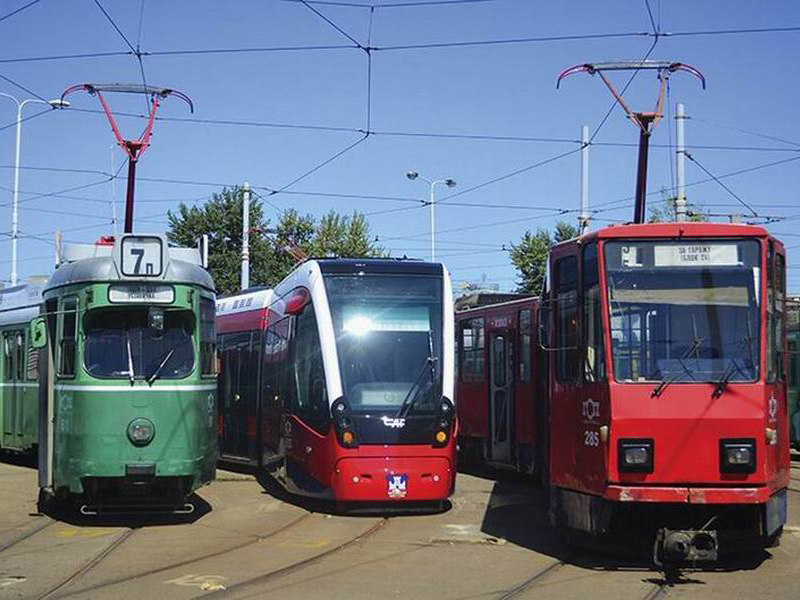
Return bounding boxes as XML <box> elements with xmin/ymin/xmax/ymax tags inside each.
<box><xmin>1</xmin><ymin>455</ymin><xmax>799</xmax><ymax>599</ymax></box>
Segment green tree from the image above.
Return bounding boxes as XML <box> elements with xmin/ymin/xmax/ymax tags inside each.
<box><xmin>167</xmin><ymin>187</ymin><xmax>384</xmax><ymax>296</ymax></box>
<box><xmin>508</xmin><ymin>221</ymin><xmax>579</xmax><ymax>294</ymax></box>
<box><xmin>648</xmin><ymin>187</ymin><xmax>708</xmax><ymax>222</ymax></box>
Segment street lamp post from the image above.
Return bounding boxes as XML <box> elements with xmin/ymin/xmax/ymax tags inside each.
<box><xmin>405</xmin><ymin>171</ymin><xmax>456</xmax><ymax>262</ymax></box>
<box><xmin>0</xmin><ymin>93</ymin><xmax>69</xmax><ymax>286</ymax></box>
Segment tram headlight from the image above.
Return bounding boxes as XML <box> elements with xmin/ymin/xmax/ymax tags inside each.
<box><xmin>618</xmin><ymin>439</ymin><xmax>653</xmax><ymax>473</ymax></box>
<box><xmin>127</xmin><ymin>418</ymin><xmax>155</xmax><ymax>447</ymax></box>
<box><xmin>720</xmin><ymin>439</ymin><xmax>755</xmax><ymax>473</ymax></box>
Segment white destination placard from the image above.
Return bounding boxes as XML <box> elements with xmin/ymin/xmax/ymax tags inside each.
<box><xmin>121</xmin><ymin>236</ymin><xmax>163</xmax><ymax>276</ymax></box>
<box><xmin>654</xmin><ymin>244</ymin><xmax>739</xmax><ymax>267</ymax></box>
<box><xmin>109</xmin><ymin>285</ymin><xmax>174</xmax><ymax>303</ymax></box>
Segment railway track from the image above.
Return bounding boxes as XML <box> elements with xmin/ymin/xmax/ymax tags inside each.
<box><xmin>53</xmin><ymin>511</ymin><xmax>312</xmax><ymax>599</ymax></box>
<box><xmin>495</xmin><ymin>559</ymin><xmax>566</xmax><ymax>599</ymax></box>
<box><xmin>195</xmin><ymin>517</ymin><xmax>390</xmax><ymax>600</ymax></box>
<box><xmin>35</xmin><ymin>528</ymin><xmax>136</xmax><ymax>600</ymax></box>
<box><xmin>0</xmin><ymin>517</ymin><xmax>54</xmax><ymax>555</ymax></box>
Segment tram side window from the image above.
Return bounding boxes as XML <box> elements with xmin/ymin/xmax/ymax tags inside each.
<box><xmin>291</xmin><ymin>303</ymin><xmax>329</xmax><ymax>432</ymax></box>
<box><xmin>3</xmin><ymin>334</ymin><xmax>13</xmax><ymax>380</ymax></box>
<box><xmin>15</xmin><ymin>332</ymin><xmax>25</xmax><ymax>380</ymax></box>
<box><xmin>459</xmin><ymin>318</ymin><xmax>485</xmax><ymax>382</ymax></box>
<box><xmin>582</xmin><ymin>243</ymin><xmax>606</xmax><ymax>382</ymax></box>
<box><xmin>766</xmin><ymin>244</ymin><xmax>776</xmax><ymax>382</ymax></box>
<box><xmin>776</xmin><ymin>252</ymin><xmax>786</xmax><ymax>381</ymax></box>
<box><xmin>200</xmin><ymin>297</ymin><xmax>216</xmax><ymax>376</ymax></box>
<box><xmin>58</xmin><ymin>297</ymin><xmax>78</xmax><ymax>377</ymax></box>
<box><xmin>519</xmin><ymin>309</ymin><xmax>532</xmax><ymax>382</ymax></box>
<box><xmin>262</xmin><ymin>317</ymin><xmax>292</xmax><ymax>412</ymax></box>
<box><xmin>555</xmin><ymin>256</ymin><xmax>579</xmax><ymax>383</ymax></box>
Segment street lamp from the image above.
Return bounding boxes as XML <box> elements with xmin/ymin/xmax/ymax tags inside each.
<box><xmin>405</xmin><ymin>171</ymin><xmax>456</xmax><ymax>262</ymax></box>
<box><xmin>0</xmin><ymin>93</ymin><xmax>69</xmax><ymax>286</ymax></box>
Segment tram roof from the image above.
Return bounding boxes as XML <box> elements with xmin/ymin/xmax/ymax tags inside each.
<box><xmin>46</xmin><ymin>234</ymin><xmax>214</xmax><ymax>293</ymax></box>
<box><xmin>314</xmin><ymin>257</ymin><xmax>443</xmax><ymax>277</ymax></box>
<box><xmin>0</xmin><ymin>282</ymin><xmax>45</xmax><ymax>326</ymax></box>
<box><xmin>571</xmin><ymin>222</ymin><xmax>773</xmax><ymax>245</ymax></box>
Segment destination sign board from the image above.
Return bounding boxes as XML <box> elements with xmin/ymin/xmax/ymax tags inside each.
<box><xmin>654</xmin><ymin>244</ymin><xmax>739</xmax><ymax>267</ymax></box>
<box><xmin>109</xmin><ymin>284</ymin><xmax>174</xmax><ymax>304</ymax></box>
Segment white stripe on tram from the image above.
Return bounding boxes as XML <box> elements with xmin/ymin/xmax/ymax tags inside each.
<box><xmin>54</xmin><ymin>384</ymin><xmax>217</xmax><ymax>392</ymax></box>
<box><xmin>0</xmin><ymin>382</ymin><xmax>39</xmax><ymax>388</ymax></box>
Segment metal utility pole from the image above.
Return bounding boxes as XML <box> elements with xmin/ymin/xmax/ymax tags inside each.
<box><xmin>579</xmin><ymin>125</ymin><xmax>590</xmax><ymax>235</ymax></box>
<box><xmin>0</xmin><ymin>93</ymin><xmax>69</xmax><ymax>286</ymax></box>
<box><xmin>405</xmin><ymin>171</ymin><xmax>457</xmax><ymax>262</ymax></box>
<box><xmin>557</xmin><ymin>61</ymin><xmax>705</xmax><ymax>224</ymax></box>
<box><xmin>675</xmin><ymin>103</ymin><xmax>687</xmax><ymax>222</ymax></box>
<box><xmin>241</xmin><ymin>182</ymin><xmax>251</xmax><ymax>291</ymax></box>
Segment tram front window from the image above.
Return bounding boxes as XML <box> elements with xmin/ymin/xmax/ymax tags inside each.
<box><xmin>326</xmin><ymin>274</ymin><xmax>443</xmax><ymax>415</ymax></box>
<box><xmin>84</xmin><ymin>308</ymin><xmax>195</xmax><ymax>380</ymax></box>
<box><xmin>604</xmin><ymin>239</ymin><xmax>761</xmax><ymax>384</ymax></box>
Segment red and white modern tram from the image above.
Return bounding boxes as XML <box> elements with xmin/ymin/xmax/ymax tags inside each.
<box><xmin>542</xmin><ymin>222</ymin><xmax>789</xmax><ymax>562</ymax></box>
<box><xmin>216</xmin><ymin>259</ymin><xmax>456</xmax><ymax>505</ymax></box>
<box><xmin>455</xmin><ymin>296</ymin><xmax>543</xmax><ymax>474</ymax></box>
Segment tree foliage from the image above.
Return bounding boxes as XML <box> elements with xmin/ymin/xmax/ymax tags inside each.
<box><xmin>166</xmin><ymin>187</ymin><xmax>385</xmax><ymax>296</ymax></box>
<box><xmin>509</xmin><ymin>221</ymin><xmax>579</xmax><ymax>294</ymax></box>
<box><xmin>648</xmin><ymin>187</ymin><xmax>709</xmax><ymax>223</ymax></box>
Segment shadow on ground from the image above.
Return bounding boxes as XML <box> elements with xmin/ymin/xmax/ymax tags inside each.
<box><xmin>468</xmin><ymin>463</ymin><xmax>770</xmax><ymax>578</ymax></box>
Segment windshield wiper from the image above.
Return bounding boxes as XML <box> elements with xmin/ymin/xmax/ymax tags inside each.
<box><xmin>147</xmin><ymin>348</ymin><xmax>175</xmax><ymax>385</ymax></box>
<box><xmin>713</xmin><ymin>319</ymin><xmax>753</xmax><ymax>398</ymax></box>
<box><xmin>395</xmin><ymin>331</ymin><xmax>438</xmax><ymax>419</ymax></box>
<box><xmin>125</xmin><ymin>329</ymin><xmax>135</xmax><ymax>385</ymax></box>
<box><xmin>651</xmin><ymin>336</ymin><xmax>704</xmax><ymax>398</ymax></box>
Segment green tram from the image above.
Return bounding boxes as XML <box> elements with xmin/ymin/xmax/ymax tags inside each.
<box><xmin>0</xmin><ymin>282</ymin><xmax>45</xmax><ymax>454</ymax></box>
<box><xmin>789</xmin><ymin>297</ymin><xmax>799</xmax><ymax>450</ymax></box>
<box><xmin>30</xmin><ymin>234</ymin><xmax>218</xmax><ymax>514</ymax></box>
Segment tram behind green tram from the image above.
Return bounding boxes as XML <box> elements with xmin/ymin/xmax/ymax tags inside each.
<box><xmin>789</xmin><ymin>297</ymin><xmax>799</xmax><ymax>450</ymax></box>
<box><xmin>32</xmin><ymin>234</ymin><xmax>218</xmax><ymax>514</ymax></box>
<box><xmin>0</xmin><ymin>282</ymin><xmax>45</xmax><ymax>454</ymax></box>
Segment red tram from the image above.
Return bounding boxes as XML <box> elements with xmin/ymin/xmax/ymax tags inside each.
<box><xmin>542</xmin><ymin>222</ymin><xmax>789</xmax><ymax>562</ymax></box>
<box><xmin>216</xmin><ymin>259</ymin><xmax>456</xmax><ymax>506</ymax></box>
<box><xmin>455</xmin><ymin>296</ymin><xmax>542</xmax><ymax>474</ymax></box>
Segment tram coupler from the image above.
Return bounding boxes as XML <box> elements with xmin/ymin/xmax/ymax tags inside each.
<box><xmin>653</xmin><ymin>528</ymin><xmax>718</xmax><ymax>566</ymax></box>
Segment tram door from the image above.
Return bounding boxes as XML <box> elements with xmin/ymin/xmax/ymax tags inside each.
<box><xmin>489</xmin><ymin>333</ymin><xmax>514</xmax><ymax>463</ymax></box>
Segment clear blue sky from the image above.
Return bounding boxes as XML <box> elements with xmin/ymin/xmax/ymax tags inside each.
<box><xmin>1</xmin><ymin>0</ymin><xmax>799</xmax><ymax>292</ymax></box>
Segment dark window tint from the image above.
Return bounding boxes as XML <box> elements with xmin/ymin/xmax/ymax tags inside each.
<box><xmin>59</xmin><ymin>297</ymin><xmax>78</xmax><ymax>377</ymax></box>
<box><xmin>519</xmin><ymin>309</ymin><xmax>532</xmax><ymax>382</ymax></box>
<box><xmin>776</xmin><ymin>252</ymin><xmax>786</xmax><ymax>381</ymax></box>
<box><xmin>492</xmin><ymin>336</ymin><xmax>507</xmax><ymax>387</ymax></box>
<box><xmin>200</xmin><ymin>297</ymin><xmax>216</xmax><ymax>376</ymax></box>
<box><xmin>291</xmin><ymin>302</ymin><xmax>329</xmax><ymax>432</ymax></box>
<box><xmin>583</xmin><ymin>243</ymin><xmax>606</xmax><ymax>382</ymax></box>
<box><xmin>460</xmin><ymin>317</ymin><xmax>485</xmax><ymax>382</ymax></box>
<box><xmin>555</xmin><ymin>256</ymin><xmax>579</xmax><ymax>382</ymax></box>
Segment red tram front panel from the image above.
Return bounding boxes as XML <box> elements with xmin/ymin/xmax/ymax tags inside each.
<box><xmin>545</xmin><ymin>223</ymin><xmax>789</xmax><ymax>560</ymax></box>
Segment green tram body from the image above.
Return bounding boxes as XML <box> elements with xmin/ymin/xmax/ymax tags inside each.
<box><xmin>0</xmin><ymin>283</ymin><xmax>45</xmax><ymax>453</ymax></box>
<box><xmin>34</xmin><ymin>234</ymin><xmax>218</xmax><ymax>512</ymax></box>
<box><xmin>789</xmin><ymin>297</ymin><xmax>799</xmax><ymax>450</ymax></box>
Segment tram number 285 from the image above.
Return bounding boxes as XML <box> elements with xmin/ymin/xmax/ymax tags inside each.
<box><xmin>584</xmin><ymin>430</ymin><xmax>600</xmax><ymax>447</ymax></box>
<box><xmin>121</xmin><ymin>236</ymin><xmax>163</xmax><ymax>277</ymax></box>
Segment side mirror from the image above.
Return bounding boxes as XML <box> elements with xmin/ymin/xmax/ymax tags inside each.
<box><xmin>30</xmin><ymin>317</ymin><xmax>47</xmax><ymax>349</ymax></box>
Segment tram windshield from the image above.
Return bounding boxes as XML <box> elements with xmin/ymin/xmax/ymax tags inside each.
<box><xmin>326</xmin><ymin>274</ymin><xmax>443</xmax><ymax>415</ymax></box>
<box><xmin>604</xmin><ymin>239</ymin><xmax>761</xmax><ymax>384</ymax></box>
<box><xmin>84</xmin><ymin>308</ymin><xmax>195</xmax><ymax>380</ymax></box>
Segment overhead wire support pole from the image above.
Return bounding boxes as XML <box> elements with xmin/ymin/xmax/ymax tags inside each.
<box><xmin>557</xmin><ymin>60</ymin><xmax>705</xmax><ymax>224</ymax></box>
<box><xmin>241</xmin><ymin>182</ymin><xmax>251</xmax><ymax>291</ymax></box>
<box><xmin>580</xmin><ymin>124</ymin><xmax>589</xmax><ymax>234</ymax></box>
<box><xmin>676</xmin><ymin>102</ymin><xmax>687</xmax><ymax>221</ymax></box>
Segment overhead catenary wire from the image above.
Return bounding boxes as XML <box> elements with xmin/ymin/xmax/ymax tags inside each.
<box><xmin>0</xmin><ymin>0</ymin><xmax>41</xmax><ymax>24</ymax></box>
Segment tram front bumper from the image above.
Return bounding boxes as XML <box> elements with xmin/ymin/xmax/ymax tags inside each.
<box><xmin>332</xmin><ymin>456</ymin><xmax>453</xmax><ymax>502</ymax></box>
